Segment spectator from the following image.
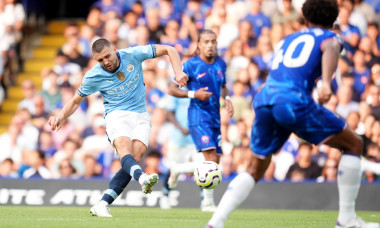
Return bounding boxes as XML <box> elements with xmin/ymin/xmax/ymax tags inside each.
<box><xmin>252</xmin><ymin>34</ymin><xmax>274</xmax><ymax>72</ymax></box>
<box><xmin>317</xmin><ymin>158</ymin><xmax>339</xmax><ymax>182</ymax></box>
<box><xmin>242</xmin><ymin>0</ymin><xmax>271</xmax><ymax>37</ymax></box>
<box><xmin>31</xmin><ymin>95</ymin><xmax>49</xmax><ymax>129</ymax></box>
<box><xmin>286</xmin><ymin>142</ymin><xmax>322</xmax><ymax>180</ymax></box>
<box><xmin>271</xmin><ymin>0</ymin><xmax>301</xmax><ymax>25</ymax></box>
<box><xmin>118</xmin><ymin>10</ymin><xmax>138</xmax><ymax>46</ymax></box>
<box><xmin>58</xmin><ymin>158</ymin><xmax>78</xmax><ymax>179</ymax></box>
<box><xmin>0</xmin><ymin>158</ymin><xmax>17</xmax><ymax>178</ymax></box>
<box><xmin>338</xmin><ymin>4</ymin><xmax>361</xmax><ymax>57</ymax></box>
<box><xmin>366</xmin><ymin>22</ymin><xmax>380</xmax><ymax>56</ymax></box>
<box><xmin>364</xmin><ymin>84</ymin><xmax>380</xmax><ymax>120</ymax></box>
<box><xmin>80</xmin><ymin>117</ymin><xmax>113</xmax><ymax>158</ymax></box>
<box><xmin>83</xmin><ymin>154</ymin><xmax>102</xmax><ymax>179</ymax></box>
<box><xmin>160</xmin><ymin>19</ymin><xmax>191</xmax><ymax>57</ymax></box>
<box><xmin>352</xmin><ymin>50</ymin><xmax>370</xmax><ymax>95</ymax></box>
<box><xmin>336</xmin><ymin>84</ymin><xmax>359</xmax><ymax>119</ymax></box>
<box><xmin>22</xmin><ymin>150</ymin><xmax>51</xmax><ymax>179</ymax></box>
<box><xmin>91</xmin><ymin>0</ymin><xmax>123</xmax><ymax>19</ymax></box>
<box><xmin>230</xmin><ymin>80</ymin><xmax>251</xmax><ymax>122</ymax></box>
<box><xmin>40</xmin><ymin>70</ymin><xmax>62</xmax><ymax>112</ymax></box>
<box><xmin>38</xmin><ymin>130</ymin><xmax>57</xmax><ymax>161</ymax></box>
<box><xmin>18</xmin><ymin>79</ymin><xmax>37</xmax><ymax>115</ymax></box>
<box><xmin>86</xmin><ymin>6</ymin><xmax>104</xmax><ymax>36</ymax></box>
<box><xmin>103</xmin><ymin>18</ymin><xmax>128</xmax><ymax>49</ymax></box>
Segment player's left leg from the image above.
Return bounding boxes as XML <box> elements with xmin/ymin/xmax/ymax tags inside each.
<box><xmin>90</xmin><ymin>168</ymin><xmax>131</xmax><ymax>217</ymax></box>
<box><xmin>206</xmin><ymin>155</ymin><xmax>272</xmax><ymax>228</ymax></box>
<box><xmin>206</xmin><ymin>105</ymin><xmax>290</xmax><ymax>228</ymax></box>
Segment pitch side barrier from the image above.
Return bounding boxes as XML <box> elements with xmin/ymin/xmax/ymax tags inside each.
<box><xmin>0</xmin><ymin>179</ymin><xmax>379</xmax><ymax>210</ymax></box>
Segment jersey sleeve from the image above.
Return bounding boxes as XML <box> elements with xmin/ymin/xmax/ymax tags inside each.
<box><xmin>120</xmin><ymin>45</ymin><xmax>156</xmax><ymax>62</ymax></box>
<box><xmin>77</xmin><ymin>74</ymin><xmax>98</xmax><ymax>97</ymax></box>
<box><xmin>221</xmin><ymin>59</ymin><xmax>227</xmax><ymax>85</ymax></box>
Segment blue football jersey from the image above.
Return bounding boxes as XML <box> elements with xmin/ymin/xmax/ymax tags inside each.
<box><xmin>77</xmin><ymin>45</ymin><xmax>157</xmax><ymax>114</ymax></box>
<box><xmin>183</xmin><ymin>55</ymin><xmax>227</xmax><ymax>127</ymax></box>
<box><xmin>254</xmin><ymin>28</ymin><xmax>343</xmax><ymax>108</ymax></box>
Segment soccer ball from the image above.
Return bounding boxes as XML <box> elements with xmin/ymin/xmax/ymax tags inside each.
<box><xmin>194</xmin><ymin>161</ymin><xmax>222</xmax><ymax>189</ymax></box>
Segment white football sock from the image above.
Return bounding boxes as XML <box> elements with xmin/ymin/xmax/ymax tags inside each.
<box><xmin>172</xmin><ymin>162</ymin><xmax>197</xmax><ymax>174</ymax></box>
<box><xmin>208</xmin><ymin>172</ymin><xmax>255</xmax><ymax>228</ymax></box>
<box><xmin>203</xmin><ymin>188</ymin><xmax>215</xmax><ymax>205</ymax></box>
<box><xmin>337</xmin><ymin>154</ymin><xmax>361</xmax><ymax>225</ymax></box>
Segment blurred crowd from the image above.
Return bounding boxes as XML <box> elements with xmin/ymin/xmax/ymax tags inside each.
<box><xmin>0</xmin><ymin>0</ymin><xmax>380</xmax><ymax>183</ymax></box>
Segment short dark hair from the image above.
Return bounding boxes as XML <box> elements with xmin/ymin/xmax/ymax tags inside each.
<box><xmin>302</xmin><ymin>0</ymin><xmax>339</xmax><ymax>28</ymax></box>
<box><xmin>92</xmin><ymin>38</ymin><xmax>112</xmax><ymax>54</ymax></box>
<box><xmin>298</xmin><ymin>142</ymin><xmax>313</xmax><ymax>151</ymax></box>
<box><xmin>197</xmin><ymin>29</ymin><xmax>216</xmax><ymax>42</ymax></box>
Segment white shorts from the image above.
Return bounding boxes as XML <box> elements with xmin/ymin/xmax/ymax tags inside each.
<box><xmin>167</xmin><ymin>141</ymin><xmax>203</xmax><ymax>167</ymax></box>
<box><xmin>105</xmin><ymin>110</ymin><xmax>151</xmax><ymax>147</ymax></box>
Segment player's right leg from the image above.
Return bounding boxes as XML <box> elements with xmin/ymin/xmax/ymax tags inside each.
<box><xmin>295</xmin><ymin>102</ymin><xmax>378</xmax><ymax>228</ymax></box>
<box><xmin>323</xmin><ymin>127</ymin><xmax>379</xmax><ymax>228</ymax></box>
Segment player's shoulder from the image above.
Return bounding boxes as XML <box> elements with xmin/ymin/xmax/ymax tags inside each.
<box><xmin>84</xmin><ymin>64</ymin><xmax>106</xmax><ymax>79</ymax></box>
<box><xmin>215</xmin><ymin>56</ymin><xmax>227</xmax><ymax>67</ymax></box>
<box><xmin>119</xmin><ymin>45</ymin><xmax>154</xmax><ymax>54</ymax></box>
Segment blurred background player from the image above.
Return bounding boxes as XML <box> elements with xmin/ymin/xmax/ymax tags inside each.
<box><xmin>168</xmin><ymin>29</ymin><xmax>234</xmax><ymax>212</ymax></box>
<box><xmin>49</xmin><ymin>38</ymin><xmax>188</xmax><ymax>217</ymax></box>
<box><xmin>206</xmin><ymin>0</ymin><xmax>380</xmax><ymax>227</ymax></box>
<box><xmin>159</xmin><ymin>93</ymin><xmax>203</xmax><ymax>209</ymax></box>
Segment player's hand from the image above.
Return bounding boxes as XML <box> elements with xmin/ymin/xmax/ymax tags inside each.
<box><xmin>175</xmin><ymin>72</ymin><xmax>188</xmax><ymax>88</ymax></box>
<box><xmin>225</xmin><ymin>99</ymin><xmax>234</xmax><ymax>117</ymax></box>
<box><xmin>317</xmin><ymin>83</ymin><xmax>332</xmax><ymax>104</ymax></box>
<box><xmin>195</xmin><ymin>87</ymin><xmax>212</xmax><ymax>101</ymax></box>
<box><xmin>180</xmin><ymin>128</ymin><xmax>190</xmax><ymax>135</ymax></box>
<box><xmin>48</xmin><ymin>116</ymin><xmax>63</xmax><ymax>132</ymax></box>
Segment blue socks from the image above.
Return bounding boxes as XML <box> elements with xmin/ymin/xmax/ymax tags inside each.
<box><xmin>101</xmin><ymin>169</ymin><xmax>131</xmax><ymax>205</ymax></box>
<box><xmin>101</xmin><ymin>154</ymin><xmax>143</xmax><ymax>205</ymax></box>
<box><xmin>121</xmin><ymin>154</ymin><xmax>143</xmax><ymax>181</ymax></box>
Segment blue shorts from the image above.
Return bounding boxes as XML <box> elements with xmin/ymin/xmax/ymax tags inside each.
<box><xmin>189</xmin><ymin>125</ymin><xmax>222</xmax><ymax>154</ymax></box>
<box><xmin>250</xmin><ymin>102</ymin><xmax>346</xmax><ymax>158</ymax></box>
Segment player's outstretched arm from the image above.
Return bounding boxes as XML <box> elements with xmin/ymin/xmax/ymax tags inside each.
<box><xmin>318</xmin><ymin>38</ymin><xmax>341</xmax><ymax>104</ymax></box>
<box><xmin>48</xmin><ymin>93</ymin><xmax>85</xmax><ymax>131</ymax></box>
<box><xmin>155</xmin><ymin>44</ymin><xmax>188</xmax><ymax>87</ymax></box>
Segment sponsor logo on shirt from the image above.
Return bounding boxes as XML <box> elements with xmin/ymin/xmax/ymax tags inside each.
<box><xmin>197</xmin><ymin>73</ymin><xmax>206</xmax><ymax>79</ymax></box>
<box><xmin>117</xmin><ymin>72</ymin><xmax>125</xmax><ymax>81</ymax></box>
<box><xmin>201</xmin><ymin>135</ymin><xmax>210</xmax><ymax>144</ymax></box>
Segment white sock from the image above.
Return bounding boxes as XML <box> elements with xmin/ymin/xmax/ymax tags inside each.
<box><xmin>208</xmin><ymin>172</ymin><xmax>255</xmax><ymax>228</ymax></box>
<box><xmin>172</xmin><ymin>162</ymin><xmax>196</xmax><ymax>174</ymax></box>
<box><xmin>203</xmin><ymin>188</ymin><xmax>214</xmax><ymax>205</ymax></box>
<box><xmin>99</xmin><ymin>200</ymin><xmax>109</xmax><ymax>206</ymax></box>
<box><xmin>337</xmin><ymin>154</ymin><xmax>361</xmax><ymax>225</ymax></box>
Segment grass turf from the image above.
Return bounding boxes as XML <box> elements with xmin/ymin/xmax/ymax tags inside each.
<box><xmin>0</xmin><ymin>206</ymin><xmax>379</xmax><ymax>228</ymax></box>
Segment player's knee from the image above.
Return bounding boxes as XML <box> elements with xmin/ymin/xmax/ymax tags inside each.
<box><xmin>352</xmin><ymin>135</ymin><xmax>363</xmax><ymax>156</ymax></box>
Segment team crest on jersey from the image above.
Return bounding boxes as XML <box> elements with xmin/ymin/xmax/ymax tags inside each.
<box><xmin>127</xmin><ymin>64</ymin><xmax>135</xmax><ymax>72</ymax></box>
<box><xmin>117</xmin><ymin>72</ymin><xmax>125</xmax><ymax>81</ymax></box>
<box><xmin>201</xmin><ymin>135</ymin><xmax>210</xmax><ymax>144</ymax></box>
<box><xmin>217</xmin><ymin>70</ymin><xmax>223</xmax><ymax>79</ymax></box>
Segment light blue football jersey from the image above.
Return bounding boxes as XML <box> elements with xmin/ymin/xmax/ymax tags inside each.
<box><xmin>77</xmin><ymin>45</ymin><xmax>156</xmax><ymax>114</ymax></box>
<box><xmin>165</xmin><ymin>94</ymin><xmax>194</xmax><ymax>147</ymax></box>
<box><xmin>254</xmin><ymin>28</ymin><xmax>343</xmax><ymax>108</ymax></box>
<box><xmin>183</xmin><ymin>55</ymin><xmax>227</xmax><ymax>128</ymax></box>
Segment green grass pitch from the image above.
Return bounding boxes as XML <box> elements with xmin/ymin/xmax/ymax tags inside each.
<box><xmin>0</xmin><ymin>206</ymin><xmax>379</xmax><ymax>228</ymax></box>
